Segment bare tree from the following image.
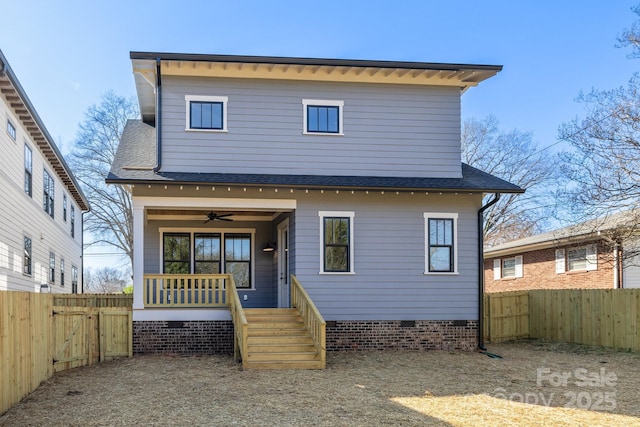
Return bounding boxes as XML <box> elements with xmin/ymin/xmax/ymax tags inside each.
<box><xmin>84</xmin><ymin>267</ymin><xmax>128</xmax><ymax>293</ymax></box>
<box><xmin>557</xmin><ymin>5</ymin><xmax>640</xmax><ymax>261</ymax></box>
<box><xmin>68</xmin><ymin>92</ymin><xmax>138</xmax><ymax>270</ymax></box>
<box><xmin>462</xmin><ymin>116</ymin><xmax>560</xmax><ymax>245</ymax></box>
<box><xmin>617</xmin><ymin>5</ymin><xmax>640</xmax><ymax>57</ymax></box>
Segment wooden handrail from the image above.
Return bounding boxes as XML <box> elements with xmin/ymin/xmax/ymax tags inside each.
<box><xmin>227</xmin><ymin>276</ymin><xmax>248</xmax><ymax>367</ymax></box>
<box><xmin>290</xmin><ymin>274</ymin><xmax>326</xmax><ymax>369</ymax></box>
<box><xmin>142</xmin><ymin>274</ymin><xmax>228</xmax><ymax>308</ymax></box>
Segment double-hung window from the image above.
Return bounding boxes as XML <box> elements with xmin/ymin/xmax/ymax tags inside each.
<box><xmin>24</xmin><ymin>144</ymin><xmax>32</xmax><ymax>197</ymax></box>
<box><xmin>424</xmin><ymin>213</ymin><xmax>458</xmax><ymax>274</ymax></box>
<box><xmin>556</xmin><ymin>244</ymin><xmax>597</xmax><ymax>273</ymax></box>
<box><xmin>194</xmin><ymin>233</ymin><xmax>221</xmax><ymax>274</ymax></box>
<box><xmin>493</xmin><ymin>256</ymin><xmax>523</xmax><ymax>279</ymax></box>
<box><xmin>71</xmin><ymin>205</ymin><xmax>75</xmax><ymax>237</ymax></box>
<box><xmin>63</xmin><ymin>194</ymin><xmax>68</xmax><ymax>222</ymax></box>
<box><xmin>60</xmin><ymin>258</ymin><xmax>65</xmax><ymax>287</ymax></box>
<box><xmin>303</xmin><ymin>100</ymin><xmax>344</xmax><ymax>135</ymax></box>
<box><xmin>185</xmin><ymin>95</ymin><xmax>228</xmax><ymax>131</ymax></box>
<box><xmin>162</xmin><ymin>231</ymin><xmax>253</xmax><ymax>289</ymax></box>
<box><xmin>163</xmin><ymin>233</ymin><xmax>191</xmax><ymax>274</ymax></box>
<box><xmin>43</xmin><ymin>169</ymin><xmax>54</xmax><ymax>218</ymax></box>
<box><xmin>71</xmin><ymin>266</ymin><xmax>78</xmax><ymax>293</ymax></box>
<box><xmin>49</xmin><ymin>252</ymin><xmax>55</xmax><ymax>284</ymax></box>
<box><xmin>7</xmin><ymin>119</ymin><xmax>16</xmax><ymax>140</ymax></box>
<box><xmin>23</xmin><ymin>236</ymin><xmax>32</xmax><ymax>275</ymax></box>
<box><xmin>319</xmin><ymin>211</ymin><xmax>354</xmax><ymax>273</ymax></box>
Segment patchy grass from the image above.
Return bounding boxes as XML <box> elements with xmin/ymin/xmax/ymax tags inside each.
<box><xmin>2</xmin><ymin>340</ymin><xmax>640</xmax><ymax>426</ymax></box>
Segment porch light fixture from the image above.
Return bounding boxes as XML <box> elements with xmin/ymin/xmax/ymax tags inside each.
<box><xmin>263</xmin><ymin>241</ymin><xmax>277</xmax><ymax>252</ymax></box>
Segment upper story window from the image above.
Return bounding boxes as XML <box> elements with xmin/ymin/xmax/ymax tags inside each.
<box><xmin>424</xmin><ymin>213</ymin><xmax>458</xmax><ymax>274</ymax></box>
<box><xmin>556</xmin><ymin>244</ymin><xmax>598</xmax><ymax>273</ymax></box>
<box><xmin>24</xmin><ymin>144</ymin><xmax>32</xmax><ymax>197</ymax></box>
<box><xmin>185</xmin><ymin>95</ymin><xmax>228</xmax><ymax>131</ymax></box>
<box><xmin>71</xmin><ymin>205</ymin><xmax>76</xmax><ymax>238</ymax></box>
<box><xmin>493</xmin><ymin>256</ymin><xmax>523</xmax><ymax>279</ymax></box>
<box><xmin>319</xmin><ymin>211</ymin><xmax>354</xmax><ymax>274</ymax></box>
<box><xmin>63</xmin><ymin>194</ymin><xmax>68</xmax><ymax>222</ymax></box>
<box><xmin>43</xmin><ymin>169</ymin><xmax>54</xmax><ymax>218</ymax></box>
<box><xmin>303</xmin><ymin>99</ymin><xmax>344</xmax><ymax>135</ymax></box>
<box><xmin>7</xmin><ymin>119</ymin><xmax>16</xmax><ymax>140</ymax></box>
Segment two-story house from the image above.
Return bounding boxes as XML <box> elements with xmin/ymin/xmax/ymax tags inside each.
<box><xmin>107</xmin><ymin>51</ymin><xmax>522</xmax><ymax>368</ymax></box>
<box><xmin>0</xmin><ymin>49</ymin><xmax>89</xmax><ymax>294</ymax></box>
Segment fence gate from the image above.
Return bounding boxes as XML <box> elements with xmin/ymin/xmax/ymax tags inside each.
<box><xmin>52</xmin><ymin>308</ymin><xmax>91</xmax><ymax>372</ymax></box>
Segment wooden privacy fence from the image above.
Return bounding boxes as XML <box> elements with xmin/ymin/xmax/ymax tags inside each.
<box><xmin>1</xmin><ymin>292</ymin><xmax>132</xmax><ymax>415</ymax></box>
<box><xmin>484</xmin><ymin>289</ymin><xmax>640</xmax><ymax>352</ymax></box>
<box><xmin>483</xmin><ymin>291</ymin><xmax>530</xmax><ymax>343</ymax></box>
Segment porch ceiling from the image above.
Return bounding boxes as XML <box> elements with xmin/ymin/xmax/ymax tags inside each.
<box><xmin>146</xmin><ymin>209</ymin><xmax>279</xmax><ymax>222</ymax></box>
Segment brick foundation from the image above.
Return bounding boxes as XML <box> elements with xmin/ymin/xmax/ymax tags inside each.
<box><xmin>326</xmin><ymin>320</ymin><xmax>478</xmax><ymax>351</ymax></box>
<box><xmin>133</xmin><ymin>319</ymin><xmax>478</xmax><ymax>355</ymax></box>
<box><xmin>133</xmin><ymin>321</ymin><xmax>234</xmax><ymax>355</ymax></box>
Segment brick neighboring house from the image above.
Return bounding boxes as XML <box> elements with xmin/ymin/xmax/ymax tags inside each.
<box><xmin>484</xmin><ymin>212</ymin><xmax>640</xmax><ymax>292</ymax></box>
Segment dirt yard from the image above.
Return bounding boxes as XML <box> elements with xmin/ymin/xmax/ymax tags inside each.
<box><xmin>2</xmin><ymin>340</ymin><xmax>640</xmax><ymax>426</ymax></box>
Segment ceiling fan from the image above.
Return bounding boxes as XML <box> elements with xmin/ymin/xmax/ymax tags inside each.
<box><xmin>203</xmin><ymin>211</ymin><xmax>234</xmax><ymax>223</ymax></box>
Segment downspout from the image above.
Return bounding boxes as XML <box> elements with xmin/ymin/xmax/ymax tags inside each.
<box><xmin>81</xmin><ymin>211</ymin><xmax>85</xmax><ymax>294</ymax></box>
<box><xmin>477</xmin><ymin>193</ymin><xmax>501</xmax><ymax>351</ymax></box>
<box><xmin>152</xmin><ymin>58</ymin><xmax>162</xmax><ymax>173</ymax></box>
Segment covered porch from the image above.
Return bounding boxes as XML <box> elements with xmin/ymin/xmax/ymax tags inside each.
<box><xmin>131</xmin><ymin>195</ymin><xmax>325</xmax><ymax>368</ymax></box>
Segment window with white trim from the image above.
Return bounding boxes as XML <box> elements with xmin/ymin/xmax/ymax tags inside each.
<box><xmin>319</xmin><ymin>211</ymin><xmax>354</xmax><ymax>273</ymax></box>
<box><xmin>71</xmin><ymin>265</ymin><xmax>78</xmax><ymax>293</ymax></box>
<box><xmin>23</xmin><ymin>236</ymin><xmax>32</xmax><ymax>275</ymax></box>
<box><xmin>43</xmin><ymin>169</ymin><xmax>54</xmax><ymax>218</ymax></box>
<box><xmin>60</xmin><ymin>258</ymin><xmax>65</xmax><ymax>287</ymax></box>
<box><xmin>24</xmin><ymin>144</ymin><xmax>32</xmax><ymax>197</ymax></box>
<box><xmin>63</xmin><ymin>194</ymin><xmax>68</xmax><ymax>222</ymax></box>
<box><xmin>49</xmin><ymin>252</ymin><xmax>55</xmax><ymax>284</ymax></box>
<box><xmin>7</xmin><ymin>119</ymin><xmax>16</xmax><ymax>140</ymax></box>
<box><xmin>493</xmin><ymin>256</ymin><xmax>523</xmax><ymax>279</ymax></box>
<box><xmin>556</xmin><ymin>244</ymin><xmax>597</xmax><ymax>273</ymax></box>
<box><xmin>303</xmin><ymin>99</ymin><xmax>344</xmax><ymax>135</ymax></box>
<box><xmin>424</xmin><ymin>213</ymin><xmax>458</xmax><ymax>274</ymax></box>
<box><xmin>162</xmin><ymin>230</ymin><xmax>253</xmax><ymax>288</ymax></box>
<box><xmin>185</xmin><ymin>95</ymin><xmax>228</xmax><ymax>131</ymax></box>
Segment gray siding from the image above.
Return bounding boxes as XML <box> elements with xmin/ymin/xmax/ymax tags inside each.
<box><xmin>144</xmin><ymin>219</ymin><xmax>276</xmax><ymax>307</ymax></box>
<box><xmin>160</xmin><ymin>77</ymin><xmax>462</xmax><ymax>178</ymax></box>
<box><xmin>291</xmin><ymin>192</ymin><xmax>481</xmax><ymax>321</ymax></box>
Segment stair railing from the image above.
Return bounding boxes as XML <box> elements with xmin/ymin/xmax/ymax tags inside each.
<box><xmin>227</xmin><ymin>275</ymin><xmax>248</xmax><ymax>368</ymax></box>
<box><xmin>290</xmin><ymin>275</ymin><xmax>326</xmax><ymax>369</ymax></box>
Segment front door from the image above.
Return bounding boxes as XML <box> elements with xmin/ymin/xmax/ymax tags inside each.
<box><xmin>277</xmin><ymin>219</ymin><xmax>290</xmax><ymax>308</ymax></box>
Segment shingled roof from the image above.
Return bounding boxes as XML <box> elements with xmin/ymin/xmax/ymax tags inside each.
<box><xmin>107</xmin><ymin>120</ymin><xmax>523</xmax><ymax>194</ymax></box>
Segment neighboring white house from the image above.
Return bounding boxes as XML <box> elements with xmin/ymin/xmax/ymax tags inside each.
<box><xmin>0</xmin><ymin>49</ymin><xmax>89</xmax><ymax>293</ymax></box>
<box><xmin>108</xmin><ymin>52</ymin><xmax>522</xmax><ymax>361</ymax></box>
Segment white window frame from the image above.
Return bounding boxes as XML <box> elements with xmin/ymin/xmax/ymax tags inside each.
<box><xmin>303</xmin><ymin>99</ymin><xmax>344</xmax><ymax>135</ymax></box>
<box><xmin>185</xmin><ymin>95</ymin><xmax>228</xmax><ymax>132</ymax></box>
<box><xmin>556</xmin><ymin>244</ymin><xmax>598</xmax><ymax>273</ymax></box>
<box><xmin>7</xmin><ymin>119</ymin><xmax>16</xmax><ymax>141</ymax></box>
<box><xmin>159</xmin><ymin>228</ymin><xmax>256</xmax><ymax>290</ymax></box>
<box><xmin>494</xmin><ymin>256</ymin><xmax>523</xmax><ymax>279</ymax></box>
<box><xmin>424</xmin><ymin>212</ymin><xmax>458</xmax><ymax>275</ymax></box>
<box><xmin>319</xmin><ymin>211</ymin><xmax>355</xmax><ymax>274</ymax></box>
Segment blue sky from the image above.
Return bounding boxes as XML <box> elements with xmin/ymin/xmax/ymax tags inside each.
<box><xmin>1</xmin><ymin>0</ymin><xmax>638</xmax><ymax>270</ymax></box>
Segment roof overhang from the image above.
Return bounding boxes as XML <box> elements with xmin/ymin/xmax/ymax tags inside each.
<box><xmin>130</xmin><ymin>51</ymin><xmax>503</xmax><ymax>124</ymax></box>
<box><xmin>484</xmin><ymin>233</ymin><xmax>605</xmax><ymax>258</ymax></box>
<box><xmin>0</xmin><ymin>50</ymin><xmax>89</xmax><ymax>211</ymax></box>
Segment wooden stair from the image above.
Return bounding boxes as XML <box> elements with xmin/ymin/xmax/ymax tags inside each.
<box><xmin>243</xmin><ymin>308</ymin><xmax>323</xmax><ymax>369</ymax></box>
